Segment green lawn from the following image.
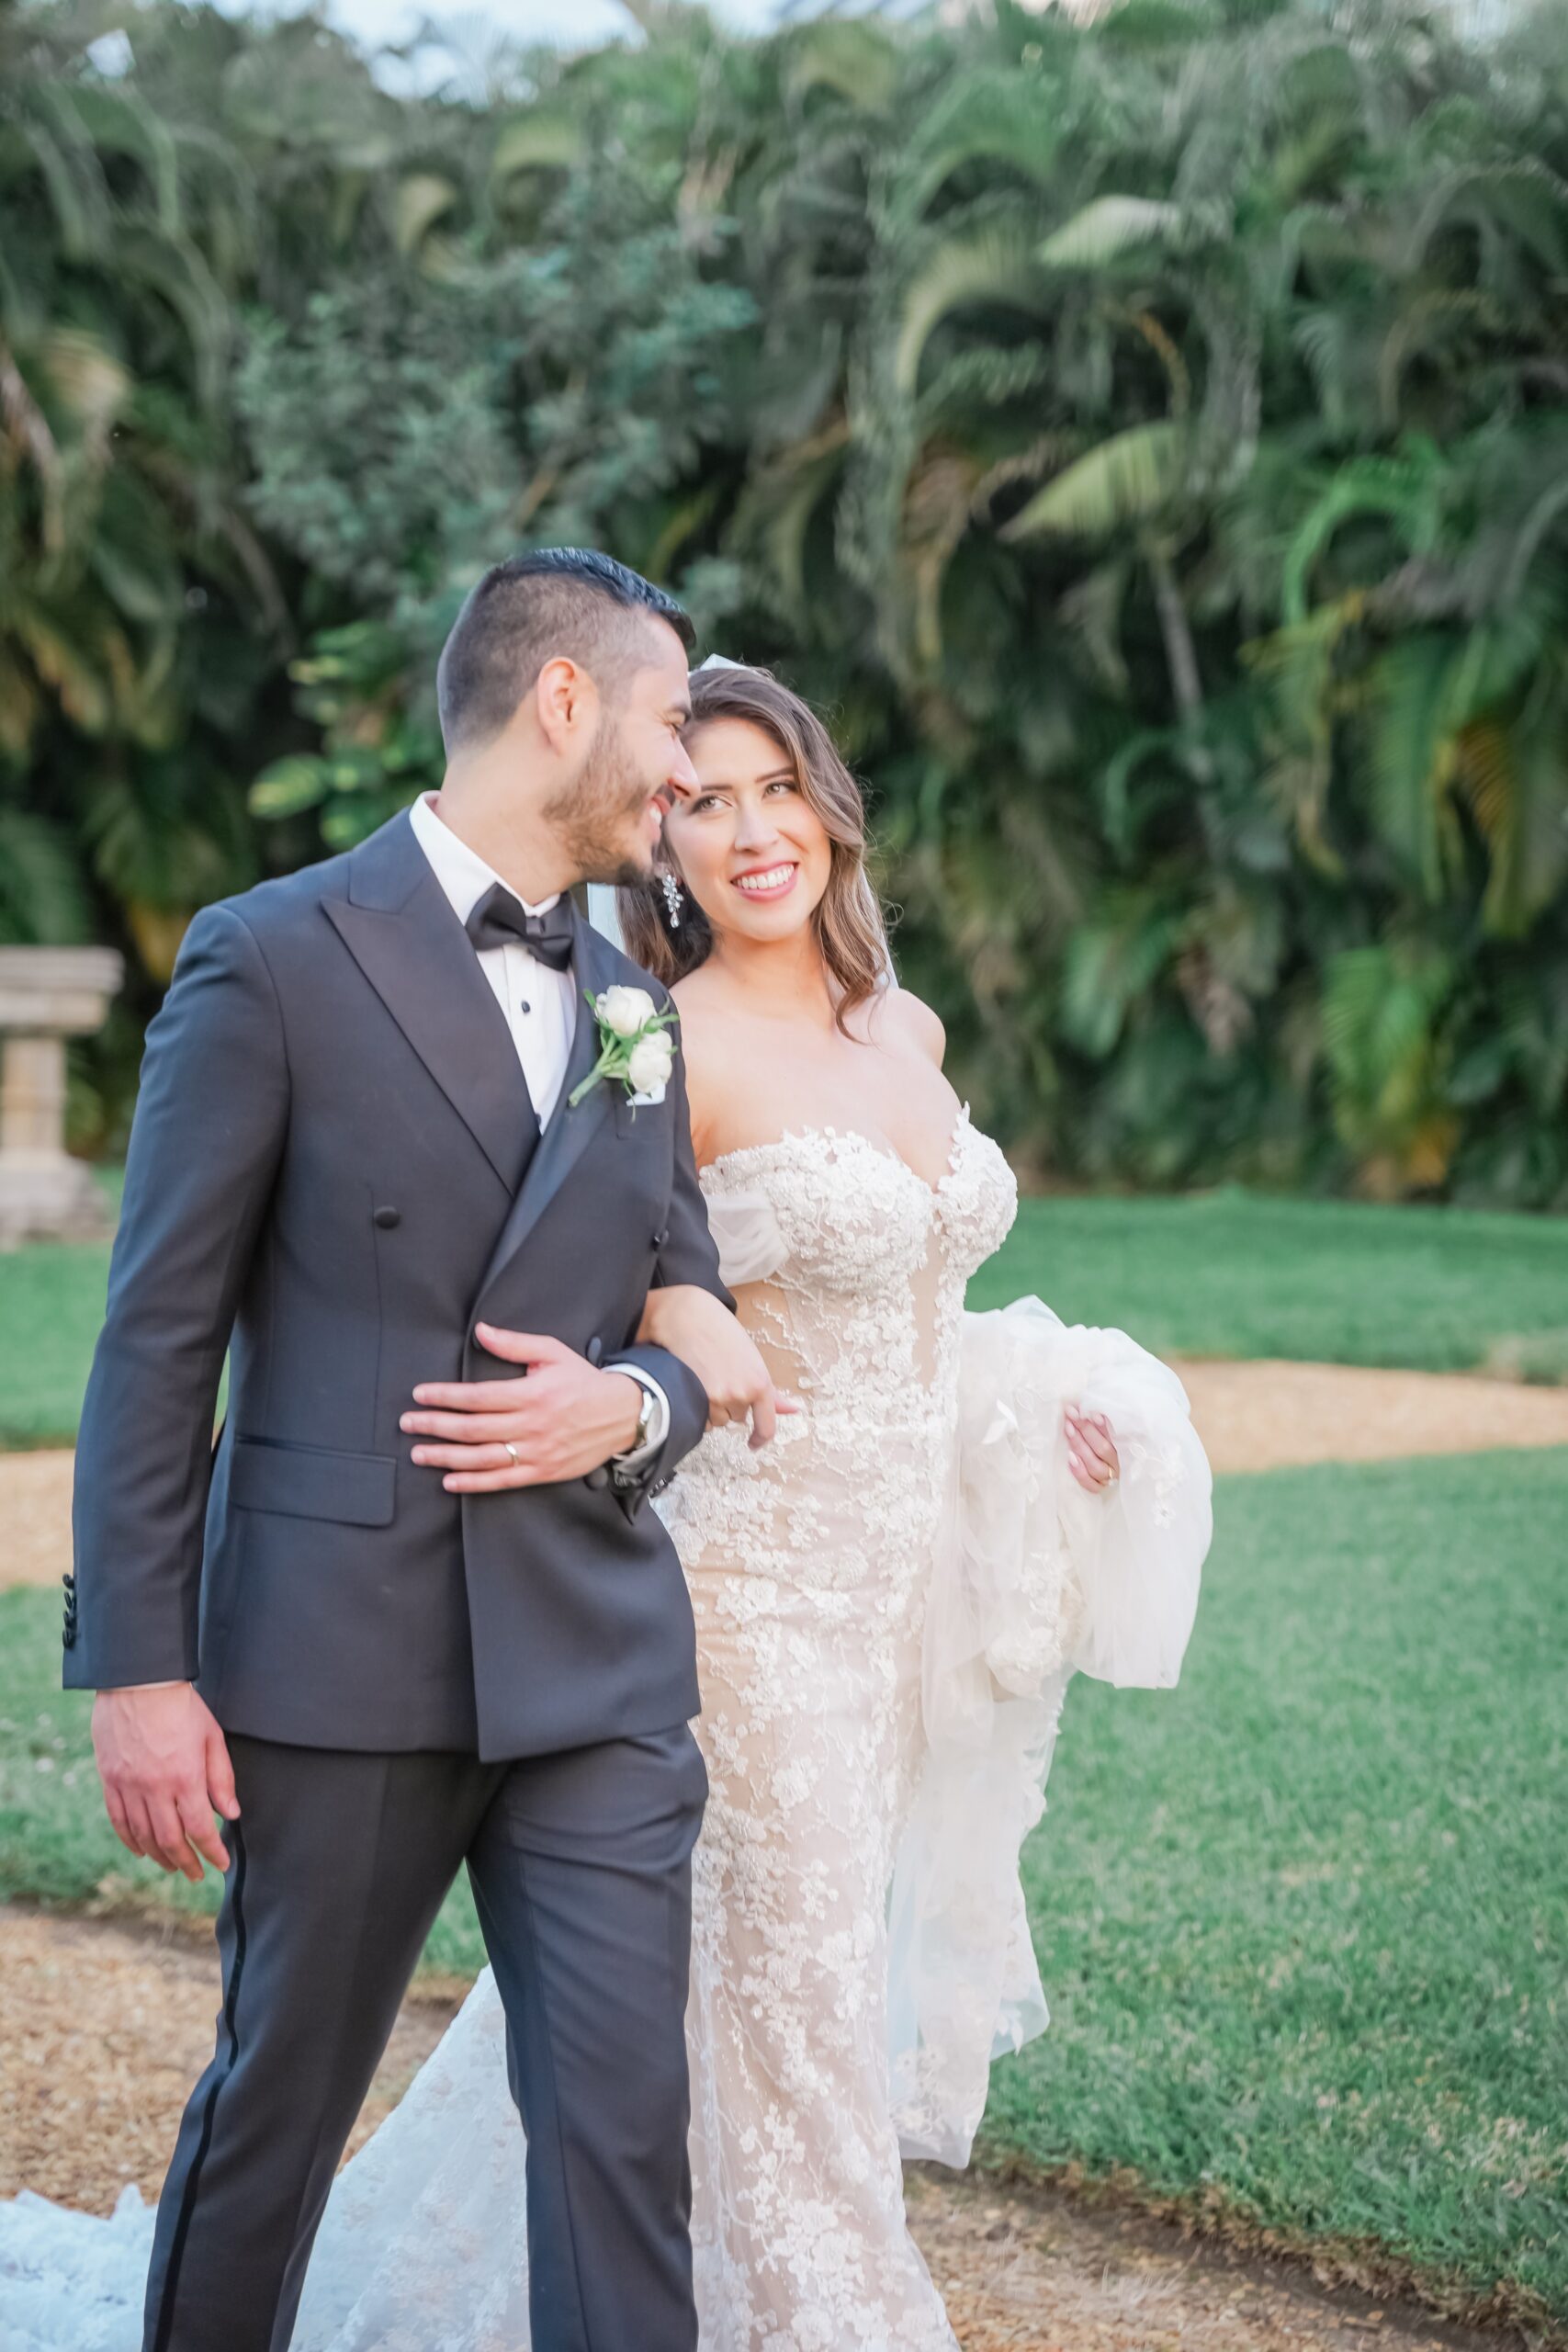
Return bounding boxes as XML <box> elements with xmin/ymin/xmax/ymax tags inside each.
<box><xmin>0</xmin><ymin>1230</ymin><xmax>113</xmax><ymax>1447</ymax></box>
<box><xmin>6</xmin><ymin>1447</ymin><xmax>1564</xmax><ymax>2321</ymax></box>
<box><xmin>973</xmin><ymin>1183</ymin><xmax>1568</xmax><ymax>1379</ymax></box>
<box><xmin>987</xmin><ymin>1446</ymin><xmax>1568</xmax><ymax>2326</ymax></box>
<box><xmin>6</xmin><ymin>1181</ymin><xmax>1565</xmax><ymax>1449</ymax></box>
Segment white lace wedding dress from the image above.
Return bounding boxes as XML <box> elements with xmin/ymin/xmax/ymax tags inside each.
<box><xmin>0</xmin><ymin>1109</ymin><xmax>1212</xmax><ymax>2352</ymax></box>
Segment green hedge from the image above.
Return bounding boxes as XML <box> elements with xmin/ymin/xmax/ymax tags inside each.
<box><xmin>5</xmin><ymin>0</ymin><xmax>1567</xmax><ymax>1201</ymax></box>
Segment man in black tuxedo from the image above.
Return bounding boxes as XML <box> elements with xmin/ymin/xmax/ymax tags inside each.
<box><xmin>66</xmin><ymin>549</ymin><xmax>774</xmax><ymax>2352</ymax></box>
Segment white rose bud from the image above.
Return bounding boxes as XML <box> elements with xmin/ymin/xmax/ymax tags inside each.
<box><xmin>599</xmin><ymin>985</ymin><xmax>656</xmax><ymax>1039</ymax></box>
<box><xmin>626</xmin><ymin>1034</ymin><xmax>674</xmax><ymax>1094</ymax></box>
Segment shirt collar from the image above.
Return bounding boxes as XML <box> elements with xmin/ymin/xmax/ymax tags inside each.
<box><xmin>407</xmin><ymin>792</ymin><xmax>561</xmax><ymax>925</ymax></box>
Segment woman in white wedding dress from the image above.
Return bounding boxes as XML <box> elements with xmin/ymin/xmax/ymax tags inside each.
<box><xmin>0</xmin><ymin>662</ymin><xmax>1211</xmax><ymax>2352</ymax></box>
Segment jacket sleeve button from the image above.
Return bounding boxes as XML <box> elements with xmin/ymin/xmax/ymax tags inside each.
<box><xmin>586</xmin><ymin>1336</ymin><xmax>604</xmax><ymax>1364</ymax></box>
<box><xmin>373</xmin><ymin>1205</ymin><xmax>401</xmax><ymax>1229</ymax></box>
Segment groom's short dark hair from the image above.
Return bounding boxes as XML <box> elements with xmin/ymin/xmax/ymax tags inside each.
<box><xmin>436</xmin><ymin>548</ymin><xmax>695</xmax><ymax>754</ymax></box>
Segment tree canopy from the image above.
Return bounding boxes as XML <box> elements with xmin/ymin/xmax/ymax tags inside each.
<box><xmin>4</xmin><ymin>0</ymin><xmax>1566</xmax><ymax>1204</ymax></box>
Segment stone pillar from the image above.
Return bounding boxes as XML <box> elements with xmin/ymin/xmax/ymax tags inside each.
<box><xmin>0</xmin><ymin>946</ymin><xmax>124</xmax><ymax>1247</ymax></box>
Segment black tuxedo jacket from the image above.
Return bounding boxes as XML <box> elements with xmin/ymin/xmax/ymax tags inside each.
<box><xmin>65</xmin><ymin>811</ymin><xmax>729</xmax><ymax>1758</ymax></box>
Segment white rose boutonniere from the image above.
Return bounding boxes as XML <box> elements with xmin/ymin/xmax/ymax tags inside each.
<box><xmin>569</xmin><ymin>986</ymin><xmax>678</xmax><ymax>1111</ymax></box>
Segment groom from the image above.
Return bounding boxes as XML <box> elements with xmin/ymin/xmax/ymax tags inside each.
<box><xmin>65</xmin><ymin>549</ymin><xmax>770</xmax><ymax>2351</ymax></box>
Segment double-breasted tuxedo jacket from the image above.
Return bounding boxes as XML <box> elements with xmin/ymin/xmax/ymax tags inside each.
<box><xmin>66</xmin><ymin>808</ymin><xmax>729</xmax><ymax>1759</ymax></box>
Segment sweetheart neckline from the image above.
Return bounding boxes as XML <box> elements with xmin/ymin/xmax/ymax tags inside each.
<box><xmin>700</xmin><ymin>1103</ymin><xmax>975</xmax><ymax>1201</ymax></box>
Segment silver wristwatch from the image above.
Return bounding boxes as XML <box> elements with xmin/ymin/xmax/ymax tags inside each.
<box><xmin>626</xmin><ymin>1381</ymin><xmax>660</xmax><ymax>1454</ymax></box>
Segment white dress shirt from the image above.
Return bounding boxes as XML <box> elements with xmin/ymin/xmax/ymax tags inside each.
<box><xmin>406</xmin><ymin>795</ymin><xmax>669</xmax><ymax>1472</ymax></box>
<box><xmin>408</xmin><ymin>790</ymin><xmax>577</xmax><ymax>1128</ymax></box>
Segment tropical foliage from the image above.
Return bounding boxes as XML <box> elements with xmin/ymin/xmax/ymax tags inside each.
<box><xmin>4</xmin><ymin>0</ymin><xmax>1566</xmax><ymax>1204</ymax></box>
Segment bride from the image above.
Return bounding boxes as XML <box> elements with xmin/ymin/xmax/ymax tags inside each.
<box><xmin>0</xmin><ymin>660</ymin><xmax>1211</xmax><ymax>2352</ymax></box>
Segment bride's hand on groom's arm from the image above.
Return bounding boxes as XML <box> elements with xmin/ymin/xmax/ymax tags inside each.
<box><xmin>91</xmin><ymin>1682</ymin><xmax>239</xmax><ymax>1882</ymax></box>
<box><xmin>637</xmin><ymin>1285</ymin><xmax>798</xmax><ymax>1451</ymax></box>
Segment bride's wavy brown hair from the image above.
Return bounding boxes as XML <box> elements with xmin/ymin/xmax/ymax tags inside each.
<box><xmin>616</xmin><ymin>664</ymin><xmax>892</xmax><ymax>1038</ymax></box>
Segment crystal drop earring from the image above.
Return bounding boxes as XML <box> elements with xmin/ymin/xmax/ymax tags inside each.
<box><xmin>661</xmin><ymin>870</ymin><xmax>683</xmax><ymax>931</ymax></box>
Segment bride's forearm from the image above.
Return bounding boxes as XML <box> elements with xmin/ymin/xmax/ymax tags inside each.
<box><xmin>637</xmin><ymin>1283</ymin><xmax>730</xmax><ymax>1351</ymax></box>
<box><xmin>636</xmin><ymin>1284</ymin><xmax>795</xmax><ymax>1449</ymax></box>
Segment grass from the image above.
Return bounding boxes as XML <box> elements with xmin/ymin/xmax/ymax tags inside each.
<box><xmin>972</xmin><ymin>1182</ymin><xmax>1568</xmax><ymax>1377</ymax></box>
<box><xmin>6</xmin><ymin>1447</ymin><xmax>1564</xmax><ymax>2320</ymax></box>
<box><xmin>6</xmin><ymin>1179</ymin><xmax>1565</xmax><ymax>1450</ymax></box>
<box><xmin>0</xmin><ymin>1232</ymin><xmax>113</xmax><ymax>1448</ymax></box>
<box><xmin>984</xmin><ymin>1446</ymin><xmax>1568</xmax><ymax>2326</ymax></box>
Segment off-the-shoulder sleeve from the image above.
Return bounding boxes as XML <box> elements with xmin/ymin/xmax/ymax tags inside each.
<box><xmin>886</xmin><ymin>1295</ymin><xmax>1213</xmax><ymax>2165</ymax></box>
<box><xmin>702</xmin><ymin>1186</ymin><xmax>789</xmax><ymax>1287</ymax></box>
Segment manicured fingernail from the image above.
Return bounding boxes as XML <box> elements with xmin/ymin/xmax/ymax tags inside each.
<box><xmin>400</xmin><ymin>1416</ymin><xmax>413</xmax><ymax>1431</ymax></box>
<box><xmin>412</xmin><ymin>1448</ymin><xmax>427</xmax><ymax>1464</ymax></box>
<box><xmin>412</xmin><ymin>1388</ymin><xmax>430</xmax><ymax>1404</ymax></box>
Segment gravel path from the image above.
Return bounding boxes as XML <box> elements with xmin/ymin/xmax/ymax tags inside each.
<box><xmin>6</xmin><ymin>1358</ymin><xmax>1567</xmax><ymax>1593</ymax></box>
<box><xmin>1</xmin><ymin>1905</ymin><xmax>1515</xmax><ymax>2352</ymax></box>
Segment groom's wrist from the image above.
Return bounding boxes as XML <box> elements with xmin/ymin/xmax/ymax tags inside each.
<box><xmin>601</xmin><ymin>1370</ymin><xmax>647</xmax><ymax>1461</ymax></box>
<box><xmin>605</xmin><ymin>1364</ymin><xmax>670</xmax><ymax>1475</ymax></box>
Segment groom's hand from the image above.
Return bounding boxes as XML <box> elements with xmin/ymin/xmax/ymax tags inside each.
<box><xmin>92</xmin><ymin>1682</ymin><xmax>240</xmax><ymax>1882</ymax></box>
<box><xmin>403</xmin><ymin>1327</ymin><xmax>645</xmax><ymax>1493</ymax></box>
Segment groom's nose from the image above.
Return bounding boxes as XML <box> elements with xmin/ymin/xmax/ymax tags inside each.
<box><xmin>665</xmin><ymin>741</ymin><xmax>701</xmax><ymax>800</ymax></box>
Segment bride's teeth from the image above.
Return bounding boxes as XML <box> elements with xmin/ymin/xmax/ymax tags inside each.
<box><xmin>736</xmin><ymin>866</ymin><xmax>793</xmax><ymax>894</ymax></box>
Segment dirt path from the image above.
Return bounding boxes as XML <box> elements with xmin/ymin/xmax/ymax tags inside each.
<box><xmin>6</xmin><ymin>1359</ymin><xmax>1567</xmax><ymax>1594</ymax></box>
<box><xmin>0</xmin><ymin>1904</ymin><xmax>1510</xmax><ymax>2352</ymax></box>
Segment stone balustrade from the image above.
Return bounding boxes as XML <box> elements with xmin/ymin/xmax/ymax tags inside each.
<box><xmin>0</xmin><ymin>946</ymin><xmax>124</xmax><ymax>1247</ymax></box>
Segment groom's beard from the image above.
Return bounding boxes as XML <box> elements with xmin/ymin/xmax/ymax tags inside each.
<box><xmin>543</xmin><ymin>718</ymin><xmax>660</xmax><ymax>889</ymax></box>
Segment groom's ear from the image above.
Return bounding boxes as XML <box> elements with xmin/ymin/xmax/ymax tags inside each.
<box><xmin>534</xmin><ymin>657</ymin><xmax>598</xmax><ymax>754</ymax></box>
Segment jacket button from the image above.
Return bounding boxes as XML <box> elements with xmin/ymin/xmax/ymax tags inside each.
<box><xmin>585</xmin><ymin>1465</ymin><xmax>610</xmax><ymax>1490</ymax></box>
<box><xmin>373</xmin><ymin>1205</ymin><xmax>401</xmax><ymax>1229</ymax></box>
<box><xmin>586</xmin><ymin>1336</ymin><xmax>604</xmax><ymax>1365</ymax></box>
<box><xmin>653</xmin><ymin>1228</ymin><xmax>669</xmax><ymax>1249</ymax></box>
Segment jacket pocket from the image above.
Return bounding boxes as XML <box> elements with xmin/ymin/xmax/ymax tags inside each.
<box><xmin>230</xmin><ymin>1437</ymin><xmax>397</xmax><ymax>1527</ymax></box>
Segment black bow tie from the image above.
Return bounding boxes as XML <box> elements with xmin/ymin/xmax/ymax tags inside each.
<box><xmin>464</xmin><ymin>883</ymin><xmax>576</xmax><ymax>971</ymax></box>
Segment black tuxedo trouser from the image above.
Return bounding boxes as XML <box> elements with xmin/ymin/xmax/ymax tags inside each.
<box><xmin>141</xmin><ymin>1726</ymin><xmax>707</xmax><ymax>2352</ymax></box>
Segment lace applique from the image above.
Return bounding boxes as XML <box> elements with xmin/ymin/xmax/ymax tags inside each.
<box><xmin>666</xmin><ymin>1113</ymin><xmax>1018</xmax><ymax>2350</ymax></box>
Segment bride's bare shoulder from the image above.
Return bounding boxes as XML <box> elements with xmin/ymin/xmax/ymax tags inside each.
<box><xmin>873</xmin><ymin>985</ymin><xmax>946</xmax><ymax>1068</ymax></box>
<box><xmin>670</xmin><ymin>965</ymin><xmax>741</xmax><ymax>1053</ymax></box>
<box><xmin>669</xmin><ymin>970</ymin><xmax>759</xmax><ymax>1160</ymax></box>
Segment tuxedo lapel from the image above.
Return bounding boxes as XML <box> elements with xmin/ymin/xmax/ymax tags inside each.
<box><xmin>323</xmin><ymin>814</ymin><xmax>536</xmax><ymax>1194</ymax></box>
<box><xmin>475</xmin><ymin>910</ymin><xmax>620</xmax><ymax>1303</ymax></box>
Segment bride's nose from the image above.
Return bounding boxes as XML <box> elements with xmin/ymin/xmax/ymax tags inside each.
<box><xmin>731</xmin><ymin>795</ymin><xmax>779</xmax><ymax>854</ymax></box>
